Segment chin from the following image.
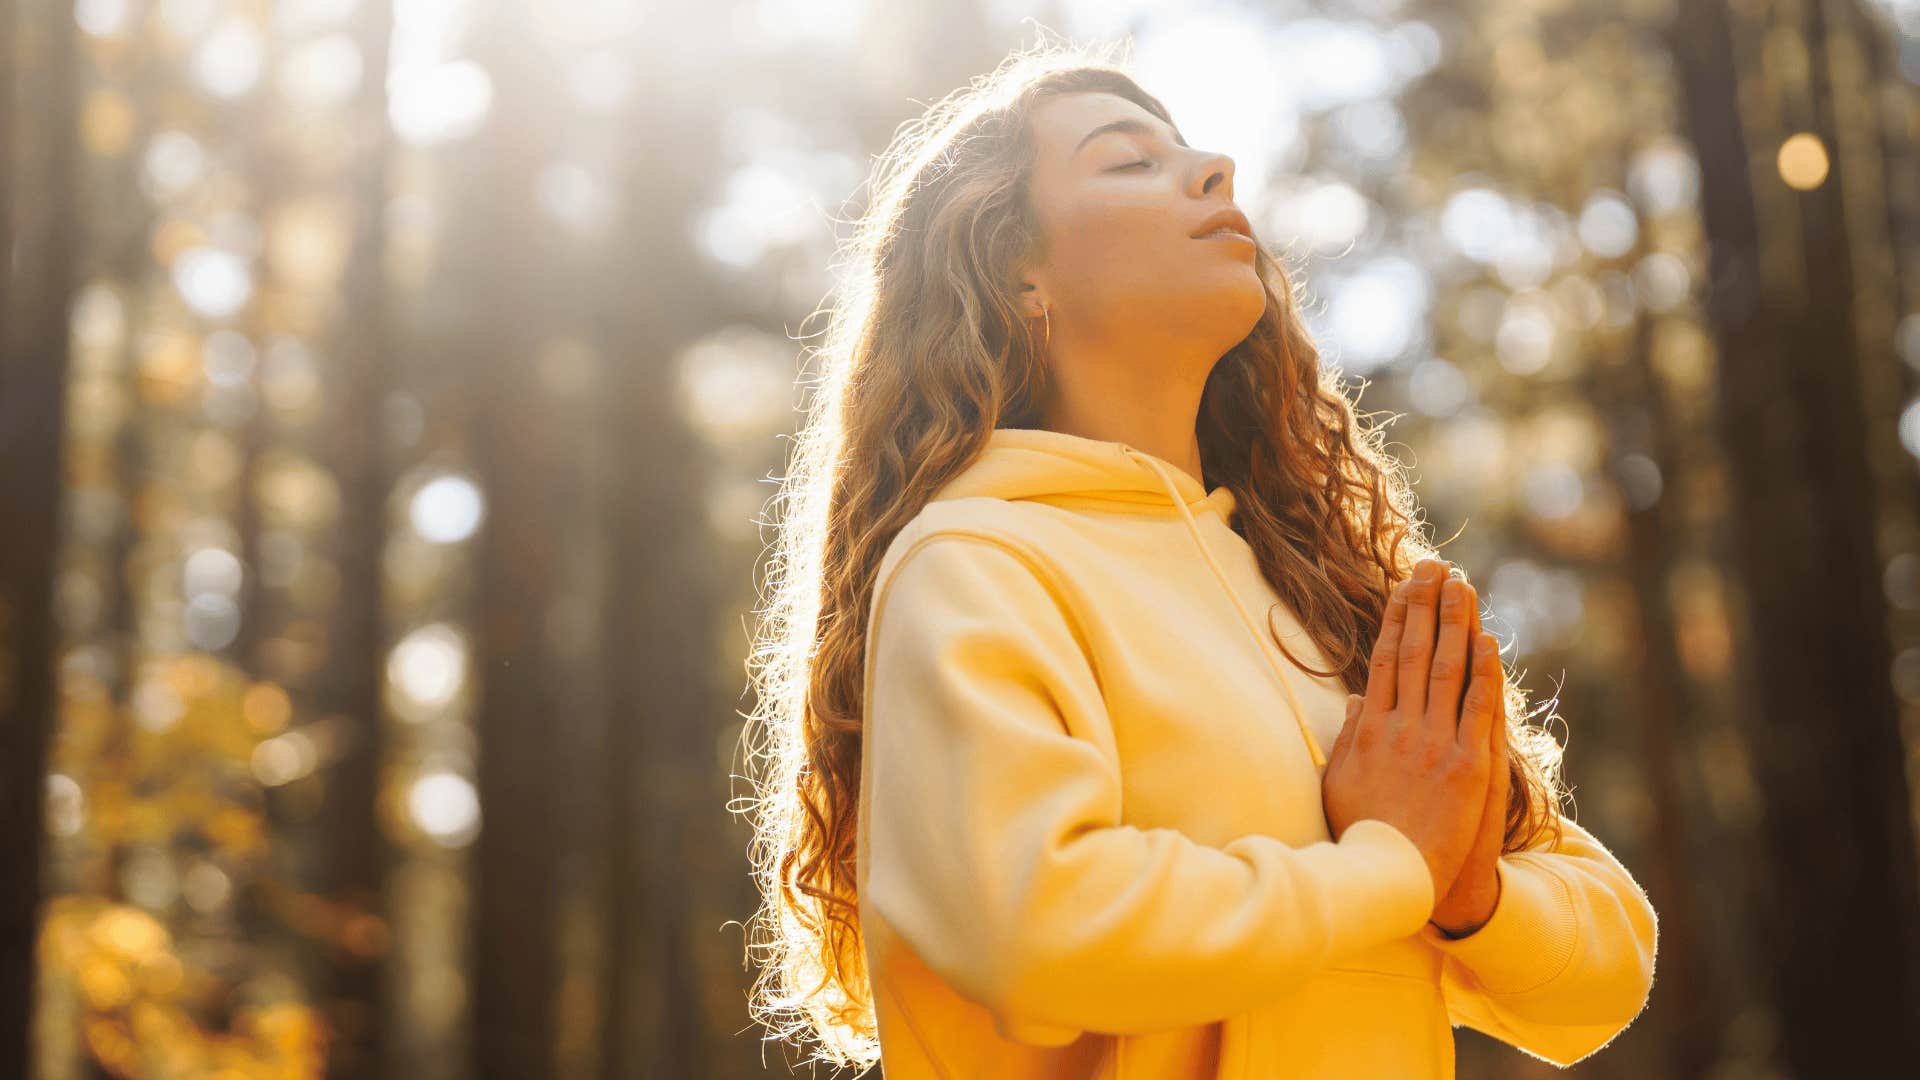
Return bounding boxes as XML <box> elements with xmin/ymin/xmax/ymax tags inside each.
<box><xmin>1209</xmin><ymin>275</ymin><xmax>1268</xmax><ymax>340</ymax></box>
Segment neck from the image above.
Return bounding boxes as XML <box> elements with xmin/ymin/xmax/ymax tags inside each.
<box><xmin>1036</xmin><ymin>326</ymin><xmax>1217</xmax><ymax>491</ymax></box>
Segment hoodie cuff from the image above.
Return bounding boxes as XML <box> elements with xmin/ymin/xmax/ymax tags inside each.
<box><xmin>1324</xmin><ymin>818</ymin><xmax>1438</xmax><ymax>956</ymax></box>
<box><xmin>1416</xmin><ymin>856</ymin><xmax>1581</xmax><ymax>994</ymax></box>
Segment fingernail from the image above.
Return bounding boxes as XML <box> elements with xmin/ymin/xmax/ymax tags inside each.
<box><xmin>1416</xmin><ymin>561</ymin><xmax>1438</xmax><ymax>582</ymax></box>
<box><xmin>1477</xmin><ymin>635</ymin><xmax>1496</xmax><ymax>654</ymax></box>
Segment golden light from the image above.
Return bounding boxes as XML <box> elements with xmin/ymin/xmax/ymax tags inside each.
<box><xmin>268</xmin><ymin>198</ymin><xmax>353</xmax><ymax>289</ymax></box>
<box><xmin>242</xmin><ymin>681</ymin><xmax>293</xmax><ymax>735</ymax></box>
<box><xmin>136</xmin><ymin>952</ymin><xmax>185</xmax><ymax>997</ymax></box>
<box><xmin>1776</xmin><ymin>131</ymin><xmax>1829</xmax><ymax>190</ymax></box>
<box><xmin>79</xmin><ymin>90</ymin><xmax>135</xmax><ymax>156</ymax></box>
<box><xmin>135</xmin><ymin>331</ymin><xmax>199</xmax><ymax>407</ymax></box>
<box><xmin>251</xmin><ymin>731</ymin><xmax>318</xmax><ymax>787</ymax></box>
<box><xmin>95</xmin><ymin>907</ymin><xmax>168</xmax><ymax>960</ymax></box>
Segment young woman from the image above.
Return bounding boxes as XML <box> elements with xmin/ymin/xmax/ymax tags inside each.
<box><xmin>741</xmin><ymin>42</ymin><xmax>1657</xmax><ymax>1079</ymax></box>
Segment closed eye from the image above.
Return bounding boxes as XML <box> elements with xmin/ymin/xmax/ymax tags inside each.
<box><xmin>1112</xmin><ymin>159</ymin><xmax>1154</xmax><ymax>171</ymax></box>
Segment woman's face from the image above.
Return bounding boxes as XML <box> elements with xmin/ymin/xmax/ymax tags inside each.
<box><xmin>1018</xmin><ymin>91</ymin><xmax>1265</xmax><ymax>355</ymax></box>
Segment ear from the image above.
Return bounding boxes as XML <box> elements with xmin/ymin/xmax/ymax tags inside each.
<box><xmin>1012</xmin><ymin>251</ymin><xmax>1052</xmax><ymax>318</ymax></box>
<box><xmin>1017</xmin><ymin>280</ymin><xmax>1050</xmax><ymax>320</ymax></box>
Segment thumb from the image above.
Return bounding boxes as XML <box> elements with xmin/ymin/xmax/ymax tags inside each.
<box><xmin>1330</xmin><ymin>693</ymin><xmax>1363</xmax><ymax>761</ymax></box>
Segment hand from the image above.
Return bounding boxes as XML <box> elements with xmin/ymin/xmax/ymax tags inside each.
<box><xmin>1429</xmin><ymin>582</ymin><xmax>1509</xmax><ymax>937</ymax></box>
<box><xmin>1323</xmin><ymin>557</ymin><xmax>1500</xmax><ymax>911</ymax></box>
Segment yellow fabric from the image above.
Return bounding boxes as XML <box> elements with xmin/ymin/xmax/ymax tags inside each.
<box><xmin>856</xmin><ymin>426</ymin><xmax>1658</xmax><ymax>1078</ymax></box>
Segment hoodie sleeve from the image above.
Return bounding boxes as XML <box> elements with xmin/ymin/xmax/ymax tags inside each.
<box><xmin>1416</xmin><ymin>815</ymin><xmax>1659</xmax><ymax>1067</ymax></box>
<box><xmin>861</xmin><ymin>532</ymin><xmax>1438</xmax><ymax>1045</ymax></box>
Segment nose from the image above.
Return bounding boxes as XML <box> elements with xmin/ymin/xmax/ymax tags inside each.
<box><xmin>1188</xmin><ymin>148</ymin><xmax>1235</xmax><ymax>199</ymax></box>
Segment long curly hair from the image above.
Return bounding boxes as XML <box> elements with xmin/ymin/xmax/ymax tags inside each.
<box><xmin>737</xmin><ymin>37</ymin><xmax>1569</xmax><ymax>1072</ymax></box>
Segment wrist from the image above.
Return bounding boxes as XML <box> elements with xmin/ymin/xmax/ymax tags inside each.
<box><xmin>1429</xmin><ymin>865</ymin><xmax>1502</xmax><ymax>937</ymax></box>
<box><xmin>1429</xmin><ymin>913</ymin><xmax>1490</xmax><ymax>939</ymax></box>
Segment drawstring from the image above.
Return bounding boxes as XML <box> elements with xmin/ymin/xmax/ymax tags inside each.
<box><xmin>1121</xmin><ymin>448</ymin><xmax>1329</xmax><ymax>769</ymax></box>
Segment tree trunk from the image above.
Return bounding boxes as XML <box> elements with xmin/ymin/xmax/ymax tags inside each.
<box><xmin>0</xmin><ymin>0</ymin><xmax>77</xmax><ymax>1067</ymax></box>
<box><xmin>1666</xmin><ymin>1</ymin><xmax>1920</xmax><ymax>1071</ymax></box>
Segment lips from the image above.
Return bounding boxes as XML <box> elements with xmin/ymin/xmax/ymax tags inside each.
<box><xmin>1190</xmin><ymin>206</ymin><xmax>1254</xmax><ymax>242</ymax></box>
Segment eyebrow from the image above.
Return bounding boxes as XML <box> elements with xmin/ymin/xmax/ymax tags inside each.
<box><xmin>1071</xmin><ymin>117</ymin><xmax>1189</xmax><ymax>159</ymax></box>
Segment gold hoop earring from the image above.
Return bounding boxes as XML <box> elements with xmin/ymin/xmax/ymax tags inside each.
<box><xmin>1042</xmin><ymin>305</ymin><xmax>1051</xmax><ymax>348</ymax></box>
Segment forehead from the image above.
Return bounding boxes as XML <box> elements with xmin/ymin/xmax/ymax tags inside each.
<box><xmin>1028</xmin><ymin>92</ymin><xmax>1182</xmax><ymax>159</ymax></box>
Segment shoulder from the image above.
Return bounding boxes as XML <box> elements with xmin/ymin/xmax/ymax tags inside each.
<box><xmin>862</xmin><ymin>503</ymin><xmax>1110</xmax><ymax>716</ymax></box>
<box><xmin>872</xmin><ymin>498</ymin><xmax>1065</xmax><ymax>602</ymax></box>
<box><xmin>864</xmin><ymin>513</ymin><xmax>1101</xmax><ymax>698</ymax></box>
<box><xmin>866</xmin><ymin>501</ymin><xmax>1093</xmax><ymax>658</ymax></box>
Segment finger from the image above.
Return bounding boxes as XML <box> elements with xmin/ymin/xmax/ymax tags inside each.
<box><xmin>1427</xmin><ymin>577</ymin><xmax>1475</xmax><ymax>731</ymax></box>
<box><xmin>1397</xmin><ymin>558</ymin><xmax>1447</xmax><ymax>722</ymax></box>
<box><xmin>1473</xmin><ymin>605</ymin><xmax>1511</xmax><ymax>845</ymax></box>
<box><xmin>1486</xmin><ymin>669</ymin><xmax>1511</xmax><ymax>847</ymax></box>
<box><xmin>1330</xmin><ymin>693</ymin><xmax>1362</xmax><ymax>763</ymax></box>
<box><xmin>1365</xmin><ymin>578</ymin><xmax>1412</xmax><ymax>716</ymax></box>
<box><xmin>1489</xmin><ymin>632</ymin><xmax>1509</xmax><ymax>772</ymax></box>
<box><xmin>1457</xmin><ymin>628</ymin><xmax>1503</xmax><ymax>757</ymax></box>
<box><xmin>1481</xmin><ymin>735</ymin><xmax>1505</xmax><ymax>818</ymax></box>
<box><xmin>1463</xmin><ymin>581</ymin><xmax>1483</xmax><ymax>720</ymax></box>
<box><xmin>1493</xmin><ymin>660</ymin><xmax>1508</xmax><ymax>756</ymax></box>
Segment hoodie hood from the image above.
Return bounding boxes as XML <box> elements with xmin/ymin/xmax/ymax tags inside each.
<box><xmin>926</xmin><ymin>425</ymin><xmax>1327</xmax><ymax>769</ymax></box>
<box><xmin>929</xmin><ymin>427</ymin><xmax>1239</xmax><ymax>519</ymax></box>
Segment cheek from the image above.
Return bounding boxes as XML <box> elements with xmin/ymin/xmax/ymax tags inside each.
<box><xmin>1046</xmin><ymin>202</ymin><xmax>1190</xmax><ymax>291</ymax></box>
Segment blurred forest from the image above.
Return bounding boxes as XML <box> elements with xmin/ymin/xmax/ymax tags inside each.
<box><xmin>2</xmin><ymin>0</ymin><xmax>1918</xmax><ymax>1077</ymax></box>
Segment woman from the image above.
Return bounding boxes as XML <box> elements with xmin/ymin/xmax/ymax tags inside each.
<box><xmin>740</xmin><ymin>41</ymin><xmax>1657</xmax><ymax>1078</ymax></box>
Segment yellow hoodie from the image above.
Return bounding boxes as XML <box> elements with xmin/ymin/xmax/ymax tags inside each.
<box><xmin>855</xmin><ymin>426</ymin><xmax>1657</xmax><ymax>1079</ymax></box>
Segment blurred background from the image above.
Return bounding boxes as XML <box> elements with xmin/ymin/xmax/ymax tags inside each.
<box><xmin>1</xmin><ymin>0</ymin><xmax>1918</xmax><ymax>1077</ymax></box>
